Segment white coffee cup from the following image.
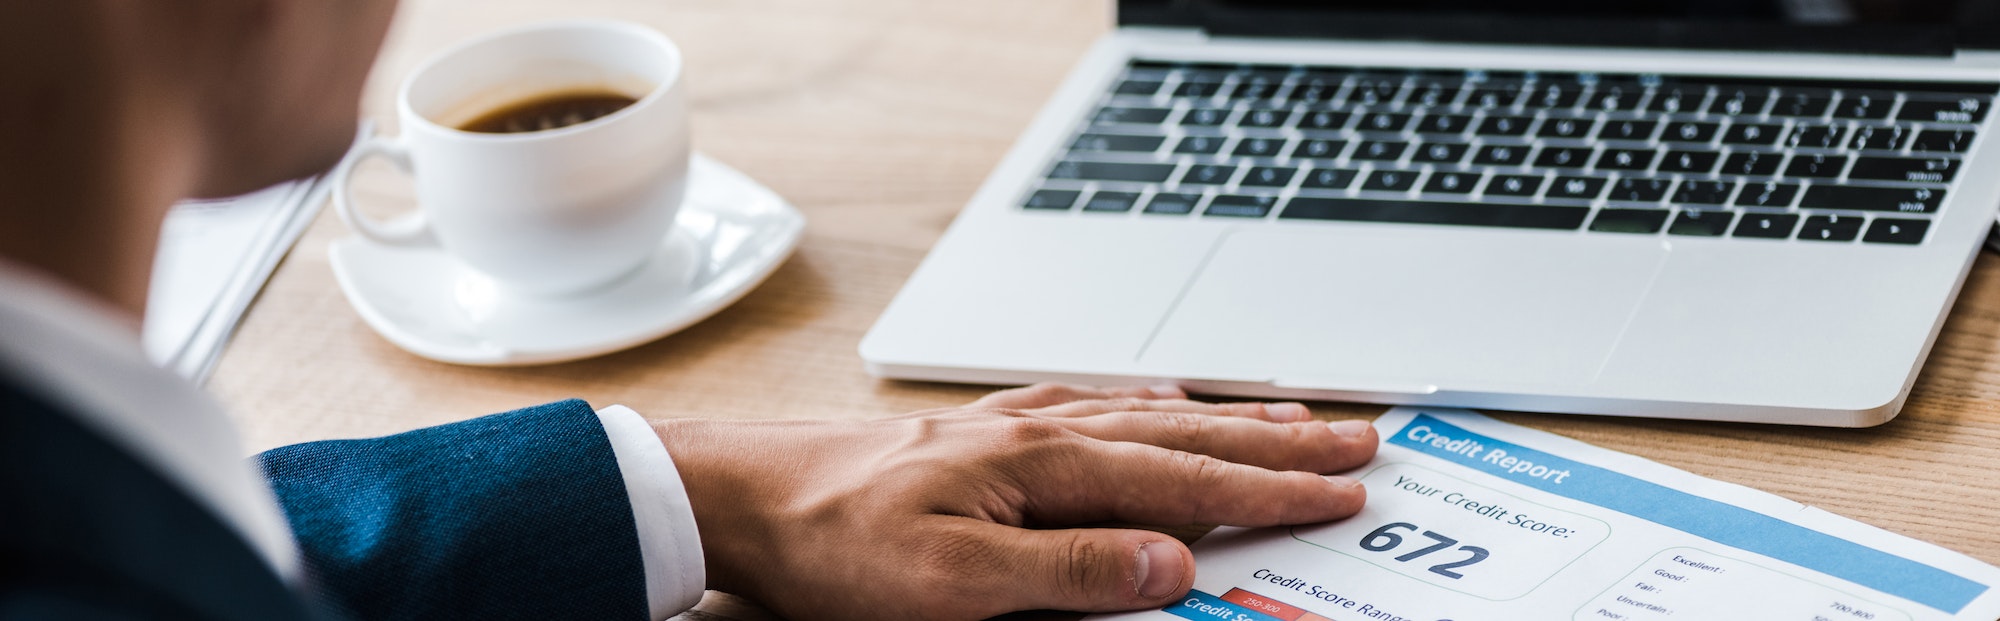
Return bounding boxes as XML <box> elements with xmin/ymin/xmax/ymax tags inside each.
<box><xmin>333</xmin><ymin>19</ymin><xmax>689</xmax><ymax>297</ymax></box>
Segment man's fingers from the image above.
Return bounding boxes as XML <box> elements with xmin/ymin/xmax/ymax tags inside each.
<box><xmin>947</xmin><ymin>522</ymin><xmax>1193</xmax><ymax>615</ymax></box>
<box><xmin>1030</xmin><ymin>397</ymin><xmax>1313</xmax><ymax>422</ymax></box>
<box><xmin>968</xmin><ymin>382</ymin><xmax>1185</xmax><ymax>409</ymax></box>
<box><xmin>1053</xmin><ymin>413</ymin><xmax>1377</xmax><ymax>474</ymax></box>
<box><xmin>1017</xmin><ymin>440</ymin><xmax>1368</xmax><ymax>527</ymax></box>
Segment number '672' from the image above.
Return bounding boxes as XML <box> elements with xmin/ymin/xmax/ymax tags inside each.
<box><xmin>1358</xmin><ymin>522</ymin><xmax>1490</xmax><ymax>579</ymax></box>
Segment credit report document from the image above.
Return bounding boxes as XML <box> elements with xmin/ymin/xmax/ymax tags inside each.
<box><xmin>1093</xmin><ymin>408</ymin><xmax>2000</xmax><ymax>621</ymax></box>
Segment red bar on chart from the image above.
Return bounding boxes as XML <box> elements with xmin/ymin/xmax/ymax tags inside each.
<box><xmin>1220</xmin><ymin>588</ymin><xmax>1308</xmax><ymax>621</ymax></box>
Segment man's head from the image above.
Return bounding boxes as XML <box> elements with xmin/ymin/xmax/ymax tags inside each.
<box><xmin>0</xmin><ymin>0</ymin><xmax>399</xmax><ymax>313</ymax></box>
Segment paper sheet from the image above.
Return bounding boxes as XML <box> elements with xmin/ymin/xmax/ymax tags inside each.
<box><xmin>142</xmin><ymin>125</ymin><xmax>362</xmax><ymax>384</ymax></box>
<box><xmin>1092</xmin><ymin>407</ymin><xmax>2000</xmax><ymax>621</ymax></box>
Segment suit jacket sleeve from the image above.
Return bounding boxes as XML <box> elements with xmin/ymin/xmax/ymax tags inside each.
<box><xmin>257</xmin><ymin>399</ymin><xmax>650</xmax><ymax>620</ymax></box>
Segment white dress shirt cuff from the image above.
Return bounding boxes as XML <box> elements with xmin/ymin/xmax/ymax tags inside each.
<box><xmin>596</xmin><ymin>405</ymin><xmax>707</xmax><ymax>620</ymax></box>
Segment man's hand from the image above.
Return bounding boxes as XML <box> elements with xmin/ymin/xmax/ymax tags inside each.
<box><xmin>652</xmin><ymin>383</ymin><xmax>1378</xmax><ymax>621</ymax></box>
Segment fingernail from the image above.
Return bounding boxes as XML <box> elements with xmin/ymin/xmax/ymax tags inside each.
<box><xmin>1148</xmin><ymin>384</ymin><xmax>1184</xmax><ymax>398</ymax></box>
<box><xmin>1267</xmin><ymin>402</ymin><xmax>1311</xmax><ymax>422</ymax></box>
<box><xmin>1328</xmin><ymin>419</ymin><xmax>1372</xmax><ymax>438</ymax></box>
<box><xmin>1324</xmin><ymin>475</ymin><xmax>1362</xmax><ymax>488</ymax></box>
<box><xmin>1136</xmin><ymin>542</ymin><xmax>1183</xmax><ymax>599</ymax></box>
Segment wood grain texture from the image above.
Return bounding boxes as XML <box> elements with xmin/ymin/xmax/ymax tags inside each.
<box><xmin>206</xmin><ymin>0</ymin><xmax>2000</xmax><ymax>617</ymax></box>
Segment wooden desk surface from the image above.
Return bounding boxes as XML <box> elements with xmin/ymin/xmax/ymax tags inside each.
<box><xmin>209</xmin><ymin>0</ymin><xmax>2000</xmax><ymax>615</ymax></box>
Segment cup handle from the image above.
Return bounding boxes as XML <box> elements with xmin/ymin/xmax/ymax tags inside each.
<box><xmin>331</xmin><ymin>135</ymin><xmax>436</xmax><ymax>247</ymax></box>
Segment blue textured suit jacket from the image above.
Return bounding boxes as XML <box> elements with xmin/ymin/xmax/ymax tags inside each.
<box><xmin>0</xmin><ymin>380</ymin><xmax>651</xmax><ymax>620</ymax></box>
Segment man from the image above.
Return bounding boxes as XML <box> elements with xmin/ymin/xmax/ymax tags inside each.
<box><xmin>0</xmin><ymin>2</ymin><xmax>1379</xmax><ymax>620</ymax></box>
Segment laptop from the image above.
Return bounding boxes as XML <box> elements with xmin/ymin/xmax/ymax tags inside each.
<box><xmin>860</xmin><ymin>0</ymin><xmax>2000</xmax><ymax>427</ymax></box>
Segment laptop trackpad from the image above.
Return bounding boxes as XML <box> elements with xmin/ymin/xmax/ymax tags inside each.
<box><xmin>1138</xmin><ymin>227</ymin><xmax>1671</xmax><ymax>391</ymax></box>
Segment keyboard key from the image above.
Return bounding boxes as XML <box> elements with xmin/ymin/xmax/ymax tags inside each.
<box><xmin>1525</xmin><ymin>81</ymin><xmax>1583</xmax><ymax>109</ymax></box>
<box><xmin>1301</xmin><ymin>167</ymin><xmax>1359</xmax><ymax>191</ymax></box>
<box><xmin>1234</xmin><ymin>137</ymin><xmax>1288</xmax><ymax>158</ymax></box>
<box><xmin>1848</xmin><ymin>156</ymin><xmax>1959</xmax><ymax>183</ymax></box>
<box><xmin>1797</xmin><ymin>214</ymin><xmax>1864</xmax><ymax>241</ymax></box>
<box><xmin>1709</xmin><ymin>87</ymin><xmax>1770</xmax><ymax>116</ymax></box>
<box><xmin>1082</xmin><ymin>191</ymin><xmax>1142</xmax><ymax>212</ymax></box>
<box><xmin>1240</xmin><ymin>108</ymin><xmax>1293</xmax><ymax>129</ymax></box>
<box><xmin>1173</xmin><ymin>80</ymin><xmax>1225</xmax><ymax>98</ymax></box>
<box><xmin>1735</xmin><ymin>181</ymin><xmax>1800</xmax><ymax>208</ymax></box>
<box><xmin>1596</xmin><ymin>148</ymin><xmax>1657</xmax><ymax>171</ymax></box>
<box><xmin>1115</xmin><ymin>80</ymin><xmax>1164</xmax><ymax>96</ymax></box>
<box><xmin>1179</xmin><ymin>163</ymin><xmax>1238</xmax><ymax>185</ymax></box>
<box><xmin>1722</xmin><ymin>123</ymin><xmax>1783</xmax><ymax>146</ymax></box>
<box><xmin>1204</xmin><ymin>194</ymin><xmax>1280</xmax><ymax>218</ymax></box>
<box><xmin>1668</xmin><ymin>209</ymin><xmax>1736</xmax><ymax>236</ymax></box>
<box><xmin>1473</xmin><ymin>144</ymin><xmax>1531</xmax><ymax>165</ymax></box>
<box><xmin>1181</xmin><ymin>107</ymin><xmax>1232</xmax><ymax>126</ymax></box>
<box><xmin>1291</xmin><ymin>74</ymin><xmax>1345</xmax><ymax>103</ymax></box>
<box><xmin>1590</xmin><ymin>83</ymin><xmax>1642</xmax><ymax>111</ymax></box>
<box><xmin>1733</xmin><ymin>213</ymin><xmax>1800</xmax><ymax>238</ymax></box>
<box><xmin>1785</xmin><ymin>124</ymin><xmax>1847</xmax><ymax>149</ymax></box>
<box><xmin>1672</xmin><ymin>180</ymin><xmax>1736</xmax><ymax>205</ymax></box>
<box><xmin>1241</xmin><ymin>166</ymin><xmax>1297</xmax><ymax>187</ymax></box>
<box><xmin>1799</xmin><ymin>185</ymin><xmax>1944</xmax><ymax>213</ymax></box>
<box><xmin>1663</xmin><ymin>121</ymin><xmax>1722</xmax><ymax>143</ymax></box>
<box><xmin>1864</xmin><ymin>218</ymin><xmax>1930</xmax><ymax>244</ymax></box>
<box><xmin>1353</xmin><ymin>141</ymin><xmax>1410</xmax><ymax>161</ymax></box>
<box><xmin>1413</xmin><ymin>142</ymin><xmax>1471</xmax><ymax>164</ymax></box>
<box><xmin>1659</xmin><ymin>150</ymin><xmax>1721</xmax><ymax>173</ymax></box>
<box><xmin>1784</xmin><ymin>154</ymin><xmax>1848</xmax><ymax>178</ymax></box>
<box><xmin>1601</xmin><ymin>119</ymin><xmax>1658</xmax><ymax>141</ymax></box>
<box><xmin>1535</xmin><ymin>146</ymin><xmax>1593</xmax><ymax>168</ymax></box>
<box><xmin>1416</xmin><ymin>114</ymin><xmax>1476</xmax><ymax>135</ymax></box>
<box><xmin>1050</xmin><ymin>161</ymin><xmax>1178</xmax><ymax>183</ymax></box>
<box><xmin>1486</xmin><ymin>174</ymin><xmax>1545</xmax><ymax>197</ymax></box>
<box><xmin>1846</xmin><ymin>125</ymin><xmax>1907</xmax><ymax>151</ymax></box>
<box><xmin>1361</xmin><ymin>169</ymin><xmax>1420</xmax><ymax>192</ymax></box>
<box><xmin>1424</xmin><ymin>171</ymin><xmax>1481</xmax><ymax>194</ymax></box>
<box><xmin>1648</xmin><ymin>85</ymin><xmax>1704</xmax><ymax>114</ymax></box>
<box><xmin>1610</xmin><ymin>177</ymin><xmax>1674</xmax><ymax>202</ymax></box>
<box><xmin>1023</xmin><ymin>189</ymin><xmax>1080</xmax><ymax>210</ymax></box>
<box><xmin>1771</xmin><ymin>91</ymin><xmax>1834</xmax><ymax>117</ymax></box>
<box><xmin>1465</xmin><ymin>85</ymin><xmax>1522</xmax><ymax>109</ymax></box>
<box><xmin>1833</xmin><ymin>92</ymin><xmax>1892</xmax><ymax>119</ymax></box>
<box><xmin>1722</xmin><ymin>151</ymin><xmax>1782</xmax><ymax>176</ymax></box>
<box><xmin>1175</xmin><ymin>135</ymin><xmax>1226</xmax><ymax>155</ymax></box>
<box><xmin>1299</xmin><ymin>110</ymin><xmax>1352</xmax><ymax>132</ymax></box>
<box><xmin>1911</xmin><ymin>128</ymin><xmax>1976</xmax><ymax>154</ymax></box>
<box><xmin>1476</xmin><ymin>115</ymin><xmax>1534</xmax><ymax>136</ymax></box>
<box><xmin>1071</xmin><ymin>133</ymin><xmax>1166</xmax><ymax>153</ymax></box>
<box><xmin>1590</xmin><ymin>208</ymin><xmax>1671</xmax><ymax>233</ymax></box>
<box><xmin>1290</xmin><ymin>139</ymin><xmax>1348</xmax><ymax>160</ymax></box>
<box><xmin>1898</xmin><ymin>97</ymin><xmax>1989</xmax><ymax>123</ymax></box>
<box><xmin>1235</xmin><ymin>75</ymin><xmax>1285</xmax><ymax>101</ymax></box>
<box><xmin>1549</xmin><ymin>175</ymin><xmax>1609</xmax><ymax>201</ymax></box>
<box><xmin>1280</xmin><ymin>197</ymin><xmax>1590</xmax><ymax>229</ymax></box>
<box><xmin>1351</xmin><ymin>76</ymin><xmax>1405</xmax><ymax>105</ymax></box>
<box><xmin>1143</xmin><ymin>191</ymin><xmax>1203</xmax><ymax>214</ymax></box>
<box><xmin>1409</xmin><ymin>79</ymin><xmax>1461</xmax><ymax>107</ymax></box>
<box><xmin>1095</xmin><ymin>107</ymin><xmax>1172</xmax><ymax>125</ymax></box>
<box><xmin>1537</xmin><ymin>117</ymin><xmax>1595</xmax><ymax>140</ymax></box>
<box><xmin>1359</xmin><ymin>112</ymin><xmax>1413</xmax><ymax>132</ymax></box>
<box><xmin>1178</xmin><ymin>65</ymin><xmax>1234</xmax><ymax>83</ymax></box>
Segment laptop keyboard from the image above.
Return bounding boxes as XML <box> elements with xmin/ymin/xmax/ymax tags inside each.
<box><xmin>1022</xmin><ymin>60</ymin><xmax>1997</xmax><ymax>244</ymax></box>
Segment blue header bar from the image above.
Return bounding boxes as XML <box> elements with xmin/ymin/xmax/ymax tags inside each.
<box><xmin>1389</xmin><ymin>413</ymin><xmax>1987</xmax><ymax>614</ymax></box>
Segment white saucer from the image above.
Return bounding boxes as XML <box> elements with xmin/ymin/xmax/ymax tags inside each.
<box><xmin>330</xmin><ymin>154</ymin><xmax>805</xmax><ymax>366</ymax></box>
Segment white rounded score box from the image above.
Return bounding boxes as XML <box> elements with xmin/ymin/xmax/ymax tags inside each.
<box><xmin>1292</xmin><ymin>462</ymin><xmax>1610</xmax><ymax>600</ymax></box>
<box><xmin>1574</xmin><ymin>547</ymin><xmax>1912</xmax><ymax>621</ymax></box>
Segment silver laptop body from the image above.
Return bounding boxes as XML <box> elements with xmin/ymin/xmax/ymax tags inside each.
<box><xmin>862</xmin><ymin>1</ymin><xmax>2000</xmax><ymax>427</ymax></box>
